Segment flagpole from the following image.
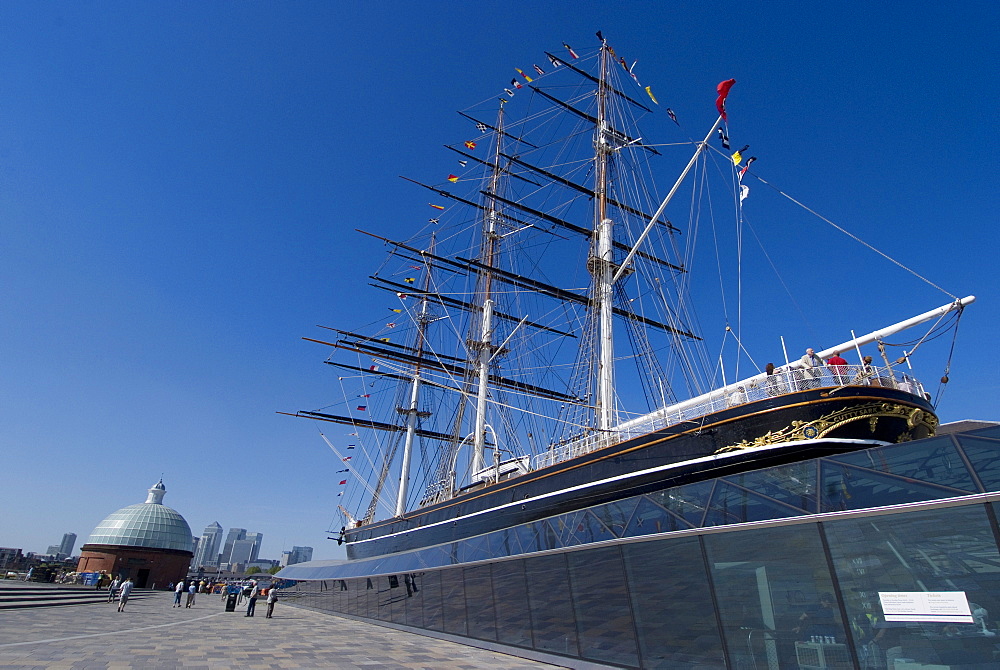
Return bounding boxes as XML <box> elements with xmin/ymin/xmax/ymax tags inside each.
<box><xmin>612</xmin><ymin>115</ymin><xmax>722</xmax><ymax>285</ymax></box>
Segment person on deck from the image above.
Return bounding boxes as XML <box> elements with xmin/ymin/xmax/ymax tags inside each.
<box><xmin>800</xmin><ymin>348</ymin><xmax>824</xmax><ymax>389</ymax></box>
<box><xmin>827</xmin><ymin>351</ymin><xmax>848</xmax><ymax>384</ymax></box>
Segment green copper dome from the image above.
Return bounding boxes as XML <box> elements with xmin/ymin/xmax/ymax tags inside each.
<box><xmin>84</xmin><ymin>479</ymin><xmax>193</xmax><ymax>553</ymax></box>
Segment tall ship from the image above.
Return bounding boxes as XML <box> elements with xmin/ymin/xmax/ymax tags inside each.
<box><xmin>277</xmin><ymin>34</ymin><xmax>991</xmax><ymax>670</ymax></box>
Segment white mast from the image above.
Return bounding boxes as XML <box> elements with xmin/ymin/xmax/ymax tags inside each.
<box><xmin>395</xmin><ymin>370</ymin><xmax>420</xmax><ymax>517</ymax></box>
<box><xmin>593</xmin><ymin>41</ymin><xmax>616</xmax><ymax>433</ymax></box>
<box><xmin>395</xmin><ymin>254</ymin><xmax>436</xmax><ymax>517</ymax></box>
<box><xmin>471</xmin><ymin>105</ymin><xmax>505</xmax><ymax>475</ymax></box>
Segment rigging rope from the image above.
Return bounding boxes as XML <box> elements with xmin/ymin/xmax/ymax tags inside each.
<box><xmin>751</xmin><ymin>174</ymin><xmax>957</xmax><ymax>300</ymax></box>
<box><xmin>933</xmin><ymin>306</ymin><xmax>964</xmax><ymax>409</ymax></box>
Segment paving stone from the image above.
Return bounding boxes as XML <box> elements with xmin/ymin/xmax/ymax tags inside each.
<box><xmin>0</xmin><ymin>590</ymin><xmax>568</xmax><ymax>669</ymax></box>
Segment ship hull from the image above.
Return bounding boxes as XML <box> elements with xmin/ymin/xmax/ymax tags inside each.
<box><xmin>344</xmin><ymin>384</ymin><xmax>936</xmax><ymax>559</ymax></box>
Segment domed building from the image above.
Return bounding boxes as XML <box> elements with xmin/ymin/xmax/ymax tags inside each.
<box><xmin>77</xmin><ymin>479</ymin><xmax>194</xmax><ymax>588</ymax></box>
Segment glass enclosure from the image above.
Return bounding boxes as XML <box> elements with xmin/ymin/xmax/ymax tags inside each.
<box><xmin>282</xmin><ymin>426</ymin><xmax>1000</xmax><ymax>669</ymax></box>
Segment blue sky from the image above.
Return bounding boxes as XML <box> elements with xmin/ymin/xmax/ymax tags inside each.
<box><xmin>1</xmin><ymin>2</ymin><xmax>997</xmax><ymax>562</ymax></box>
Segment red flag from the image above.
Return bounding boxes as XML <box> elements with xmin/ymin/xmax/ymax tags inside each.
<box><xmin>357</xmin><ymin>405</ymin><xmax>367</xmax><ymax>411</ymax></box>
<box><xmin>716</xmin><ymin>79</ymin><xmax>736</xmax><ymax>121</ymax></box>
<box><xmin>339</xmin><ymin>480</ymin><xmax>347</xmax><ymax>485</ymax></box>
<box><xmin>429</xmin><ymin>203</ymin><xmax>445</xmax><ymax>210</ymax></box>
<box><xmin>464</xmin><ymin>140</ymin><xmax>476</xmax><ymax>149</ymax></box>
<box><xmin>447</xmin><ymin>175</ymin><xmax>459</xmax><ymax>182</ymax></box>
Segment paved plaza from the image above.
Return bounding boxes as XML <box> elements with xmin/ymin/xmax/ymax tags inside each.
<box><xmin>0</xmin><ymin>590</ymin><xmax>566</xmax><ymax>669</ymax></box>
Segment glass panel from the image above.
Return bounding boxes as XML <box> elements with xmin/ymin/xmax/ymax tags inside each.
<box><xmin>348</xmin><ymin>578</ymin><xmax>361</xmax><ymax>617</ymax></box>
<box><xmin>567</xmin><ymin>546</ymin><xmax>639</xmax><ymax>666</ymax></box>
<box><xmin>366</xmin><ymin>577</ymin><xmax>377</xmax><ymax>620</ymax></box>
<box><xmin>703</xmin><ymin>481</ymin><xmax>809</xmax><ymax>527</ymax></box>
<box><xmin>705</xmin><ymin>523</ymin><xmax>848</xmax><ymax>670</ymax></box>
<box><xmin>376</xmin><ymin>576</ymin><xmax>392</xmax><ymax>621</ymax></box>
<box><xmin>623</xmin><ymin>496</ymin><xmax>691</xmax><ymax>538</ymax></box>
<box><xmin>336</xmin><ymin>579</ymin><xmax>348</xmax><ymax>614</ymax></box>
<box><xmin>457</xmin><ymin>534</ymin><xmax>491</xmax><ymax>563</ymax></box>
<box><xmin>957</xmin><ymin>437</ymin><xmax>1000</xmax><ymax>492</ymax></box>
<box><xmin>404</xmin><ymin>573</ymin><xmax>423</xmax><ymax>628</ymax></box>
<box><xmin>464</xmin><ymin>564</ymin><xmax>497</xmax><ymax>641</ymax></box>
<box><xmin>822</xmin><ymin>441</ymin><xmax>975</xmax><ymax>511</ymax></box>
<box><xmin>826</xmin><ymin>503</ymin><xmax>1000</xmax><ymax>669</ymax></box>
<box><xmin>440</xmin><ymin>567</ymin><xmax>468</xmax><ymax>636</ymax></box>
<box><xmin>422</xmin><ymin>570</ymin><xmax>443</xmax><ymax>632</ymax></box>
<box><xmin>536</xmin><ymin>520</ymin><xmax>561</xmax><ymax>551</ymax></box>
<box><xmin>724</xmin><ymin>460</ymin><xmax>818</xmax><ymax>514</ymax></box>
<box><xmin>623</xmin><ymin>536</ymin><xmax>726</xmax><ymax>669</ymax></box>
<box><xmin>592</xmin><ymin>496</ymin><xmax>640</xmax><ymax>538</ymax></box>
<box><xmin>821</xmin><ymin>453</ymin><xmax>970</xmax><ymax>513</ymax></box>
<box><xmin>512</xmin><ymin>521</ymin><xmax>541</xmax><ymax>554</ymax></box>
<box><xmin>524</xmin><ymin>552</ymin><xmax>579</xmax><ymax>656</ymax></box>
<box><xmin>487</xmin><ymin>528</ymin><xmax>518</xmax><ymax>559</ymax></box>
<box><xmin>551</xmin><ymin>510</ymin><xmax>588</xmax><ymax>547</ymax></box>
<box><xmin>491</xmin><ymin>559</ymin><xmax>533</xmax><ymax>648</ymax></box>
<box><xmin>389</xmin><ymin>574</ymin><xmax>405</xmax><ymax>624</ymax></box>
<box><xmin>647</xmin><ymin>480</ymin><xmax>715</xmax><ymax>528</ymax></box>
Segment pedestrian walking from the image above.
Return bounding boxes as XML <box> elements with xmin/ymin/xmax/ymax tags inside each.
<box><xmin>117</xmin><ymin>577</ymin><xmax>133</xmax><ymax>612</ymax></box>
<box><xmin>185</xmin><ymin>580</ymin><xmax>197</xmax><ymax>608</ymax></box>
<box><xmin>173</xmin><ymin>580</ymin><xmax>184</xmax><ymax>607</ymax></box>
<box><xmin>265</xmin><ymin>586</ymin><xmax>278</xmax><ymax>618</ymax></box>
<box><xmin>107</xmin><ymin>576</ymin><xmax>121</xmax><ymax>603</ymax></box>
<box><xmin>245</xmin><ymin>581</ymin><xmax>259</xmax><ymax>617</ymax></box>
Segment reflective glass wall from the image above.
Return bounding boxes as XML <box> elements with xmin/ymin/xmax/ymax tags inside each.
<box><xmin>286</xmin><ymin>498</ymin><xmax>1000</xmax><ymax>669</ymax></box>
<box><xmin>281</xmin><ymin>427</ymin><xmax>1000</xmax><ymax>668</ymax></box>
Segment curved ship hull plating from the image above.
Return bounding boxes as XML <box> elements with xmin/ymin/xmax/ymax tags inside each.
<box><xmin>344</xmin><ymin>384</ymin><xmax>935</xmax><ymax>560</ymax></box>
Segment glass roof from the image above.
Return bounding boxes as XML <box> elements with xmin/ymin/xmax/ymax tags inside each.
<box><xmin>86</xmin><ymin>502</ymin><xmax>193</xmax><ymax>553</ymax></box>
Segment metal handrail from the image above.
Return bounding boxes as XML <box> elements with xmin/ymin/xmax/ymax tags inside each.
<box><xmin>534</xmin><ymin>365</ymin><xmax>926</xmax><ymax>469</ymax></box>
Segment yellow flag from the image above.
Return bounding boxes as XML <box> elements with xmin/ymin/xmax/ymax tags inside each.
<box><xmin>731</xmin><ymin>151</ymin><xmax>743</xmax><ymax>165</ymax></box>
<box><xmin>645</xmin><ymin>86</ymin><xmax>658</xmax><ymax>104</ymax></box>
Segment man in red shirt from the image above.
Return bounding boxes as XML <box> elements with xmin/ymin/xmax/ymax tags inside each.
<box><xmin>827</xmin><ymin>351</ymin><xmax>849</xmax><ymax>384</ymax></box>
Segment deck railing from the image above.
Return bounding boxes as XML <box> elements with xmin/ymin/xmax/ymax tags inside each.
<box><xmin>533</xmin><ymin>365</ymin><xmax>926</xmax><ymax>470</ymax></box>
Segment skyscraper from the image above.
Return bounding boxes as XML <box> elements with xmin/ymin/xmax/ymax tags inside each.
<box><xmin>285</xmin><ymin>546</ymin><xmax>313</xmax><ymax>565</ymax></box>
<box><xmin>220</xmin><ymin>528</ymin><xmax>246</xmax><ymax>565</ymax></box>
<box><xmin>59</xmin><ymin>533</ymin><xmax>77</xmax><ymax>556</ymax></box>
<box><xmin>193</xmin><ymin>522</ymin><xmax>223</xmax><ymax>568</ymax></box>
<box><xmin>245</xmin><ymin>532</ymin><xmax>263</xmax><ymax>563</ymax></box>
<box><xmin>228</xmin><ymin>539</ymin><xmax>255</xmax><ymax>567</ymax></box>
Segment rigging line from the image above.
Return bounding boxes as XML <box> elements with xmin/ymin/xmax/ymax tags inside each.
<box><xmin>724</xmin><ymin>325</ymin><xmax>761</xmax><ymax>374</ymax></box>
<box><xmin>933</xmin><ymin>308</ymin><xmax>963</xmax><ymax>410</ymax></box>
<box><xmin>741</xmin><ymin>214</ymin><xmax>817</xmax><ymax>346</ymax></box>
<box><xmin>751</xmin><ymin>174</ymin><xmax>958</xmax><ymax>300</ymax></box>
<box><xmin>336</xmin><ymin>371</ymin><xmax>398</xmax><ymax>505</ymax></box>
<box><xmin>893</xmin><ymin>309</ymin><xmax>956</xmax><ymax>360</ymax></box>
<box><xmin>318</xmin><ymin>429</ymin><xmax>395</xmax><ymax>520</ymax></box>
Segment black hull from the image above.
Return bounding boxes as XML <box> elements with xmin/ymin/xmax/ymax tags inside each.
<box><xmin>344</xmin><ymin>385</ymin><xmax>935</xmax><ymax>560</ymax></box>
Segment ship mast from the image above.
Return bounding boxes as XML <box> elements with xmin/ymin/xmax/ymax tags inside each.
<box><xmin>592</xmin><ymin>40</ymin><xmax>616</xmax><ymax>434</ymax></box>
<box><xmin>394</xmin><ymin>240</ymin><xmax>435</xmax><ymax>517</ymax></box>
<box><xmin>471</xmin><ymin>105</ymin><xmax>505</xmax><ymax>476</ymax></box>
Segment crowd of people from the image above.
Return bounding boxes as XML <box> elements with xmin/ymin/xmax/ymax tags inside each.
<box><xmin>96</xmin><ymin>574</ymin><xmax>281</xmax><ymax>618</ymax></box>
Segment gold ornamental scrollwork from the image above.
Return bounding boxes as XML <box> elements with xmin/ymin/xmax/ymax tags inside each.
<box><xmin>715</xmin><ymin>401</ymin><xmax>939</xmax><ymax>453</ymax></box>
